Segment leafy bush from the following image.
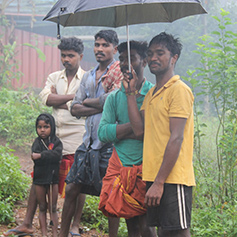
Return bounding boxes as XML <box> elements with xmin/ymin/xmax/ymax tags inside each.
<box><xmin>184</xmin><ymin>10</ymin><xmax>237</xmax><ymax>236</ymax></box>
<box><xmin>192</xmin><ymin>201</ymin><xmax>237</xmax><ymax>236</ymax></box>
<box><xmin>0</xmin><ymin>145</ymin><xmax>31</xmax><ymax>223</ymax></box>
<box><xmin>0</xmin><ymin>15</ymin><xmax>23</xmax><ymax>88</ymax></box>
<box><xmin>0</xmin><ymin>88</ymin><xmax>52</xmax><ymax>147</ymax></box>
<box><xmin>81</xmin><ymin>196</ymin><xmax>127</xmax><ymax>236</ymax></box>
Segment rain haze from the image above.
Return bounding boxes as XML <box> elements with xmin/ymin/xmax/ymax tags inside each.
<box><xmin>2</xmin><ymin>0</ymin><xmax>236</xmax><ymax>86</ymax></box>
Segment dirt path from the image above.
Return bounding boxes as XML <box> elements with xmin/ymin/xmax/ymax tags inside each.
<box><xmin>0</xmin><ymin>139</ymin><xmax>108</xmax><ymax>237</ymax></box>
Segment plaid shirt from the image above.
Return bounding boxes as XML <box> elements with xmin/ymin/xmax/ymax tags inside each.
<box><xmin>101</xmin><ymin>61</ymin><xmax>123</xmax><ymax>93</ymax></box>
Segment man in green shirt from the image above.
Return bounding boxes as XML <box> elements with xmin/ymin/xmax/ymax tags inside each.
<box><xmin>98</xmin><ymin>41</ymin><xmax>156</xmax><ymax>237</ymax></box>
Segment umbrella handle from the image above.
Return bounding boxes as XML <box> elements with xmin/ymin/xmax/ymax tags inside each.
<box><xmin>126</xmin><ymin>6</ymin><xmax>131</xmax><ymax>72</ymax></box>
<box><xmin>57</xmin><ymin>7</ymin><xmax>66</xmax><ymax>39</ymax></box>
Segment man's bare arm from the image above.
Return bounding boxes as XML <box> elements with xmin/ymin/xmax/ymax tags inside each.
<box><xmin>46</xmin><ymin>94</ymin><xmax>74</xmax><ymax>107</ymax></box>
<box><xmin>82</xmin><ymin>98</ymin><xmax>103</xmax><ymax>110</ymax></box>
<box><xmin>53</xmin><ymin>104</ymin><xmax>68</xmax><ymax>110</ymax></box>
<box><xmin>126</xmin><ymin>95</ymin><xmax>145</xmax><ymax>137</ymax></box>
<box><xmin>71</xmin><ymin>103</ymin><xmax>102</xmax><ymax>117</ymax></box>
<box><xmin>116</xmin><ymin>123</ymin><xmax>143</xmax><ymax>140</ymax></box>
<box><xmin>144</xmin><ymin>117</ymin><xmax>187</xmax><ymax>207</ymax></box>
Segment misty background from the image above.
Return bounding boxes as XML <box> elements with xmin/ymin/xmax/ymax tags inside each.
<box><xmin>2</xmin><ymin>0</ymin><xmax>237</xmax><ymax>84</ymax></box>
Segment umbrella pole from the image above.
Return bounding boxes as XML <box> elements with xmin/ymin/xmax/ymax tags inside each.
<box><xmin>126</xmin><ymin>6</ymin><xmax>131</xmax><ymax>72</ymax></box>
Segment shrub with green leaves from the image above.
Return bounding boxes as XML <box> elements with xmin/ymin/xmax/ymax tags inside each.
<box><xmin>0</xmin><ymin>145</ymin><xmax>31</xmax><ymax>223</ymax></box>
<box><xmin>0</xmin><ymin>88</ymin><xmax>52</xmax><ymax>147</ymax></box>
<box><xmin>184</xmin><ymin>9</ymin><xmax>237</xmax><ymax>236</ymax></box>
<box><xmin>81</xmin><ymin>196</ymin><xmax>127</xmax><ymax>236</ymax></box>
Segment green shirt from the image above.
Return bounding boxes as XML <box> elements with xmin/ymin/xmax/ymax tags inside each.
<box><xmin>98</xmin><ymin>80</ymin><xmax>154</xmax><ymax>167</ymax></box>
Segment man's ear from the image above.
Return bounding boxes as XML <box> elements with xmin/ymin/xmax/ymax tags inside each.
<box><xmin>171</xmin><ymin>54</ymin><xmax>178</xmax><ymax>66</ymax></box>
<box><xmin>79</xmin><ymin>53</ymin><xmax>84</xmax><ymax>60</ymax></box>
<box><xmin>113</xmin><ymin>46</ymin><xmax>118</xmax><ymax>55</ymax></box>
<box><xmin>143</xmin><ymin>57</ymin><xmax>148</xmax><ymax>68</ymax></box>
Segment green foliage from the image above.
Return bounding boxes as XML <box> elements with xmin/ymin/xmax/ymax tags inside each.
<box><xmin>81</xmin><ymin>196</ymin><xmax>127</xmax><ymax>236</ymax></box>
<box><xmin>0</xmin><ymin>88</ymin><xmax>52</xmax><ymax>147</ymax></box>
<box><xmin>0</xmin><ymin>15</ymin><xmax>23</xmax><ymax>88</ymax></box>
<box><xmin>81</xmin><ymin>196</ymin><xmax>107</xmax><ymax>231</ymax></box>
<box><xmin>192</xmin><ymin>200</ymin><xmax>237</xmax><ymax>236</ymax></box>
<box><xmin>0</xmin><ymin>14</ymin><xmax>46</xmax><ymax>88</ymax></box>
<box><xmin>184</xmin><ymin>10</ymin><xmax>237</xmax><ymax>236</ymax></box>
<box><xmin>23</xmin><ymin>43</ymin><xmax>46</xmax><ymax>62</ymax></box>
<box><xmin>0</xmin><ymin>145</ymin><xmax>31</xmax><ymax>223</ymax></box>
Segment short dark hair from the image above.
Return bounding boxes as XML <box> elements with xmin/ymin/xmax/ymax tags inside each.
<box><xmin>118</xmin><ymin>40</ymin><xmax>148</xmax><ymax>59</ymax></box>
<box><xmin>58</xmin><ymin>37</ymin><xmax>84</xmax><ymax>54</ymax></box>
<box><xmin>36</xmin><ymin>114</ymin><xmax>50</xmax><ymax>126</ymax></box>
<box><xmin>149</xmin><ymin>32</ymin><xmax>182</xmax><ymax>59</ymax></box>
<box><xmin>94</xmin><ymin>30</ymin><xmax>119</xmax><ymax>46</ymax></box>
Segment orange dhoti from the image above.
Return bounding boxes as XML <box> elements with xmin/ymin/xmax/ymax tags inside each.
<box><xmin>99</xmin><ymin>148</ymin><xmax>146</xmax><ymax>219</ymax></box>
<box><xmin>58</xmin><ymin>154</ymin><xmax>74</xmax><ymax>198</ymax></box>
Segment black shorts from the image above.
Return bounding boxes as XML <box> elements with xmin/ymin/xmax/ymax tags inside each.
<box><xmin>146</xmin><ymin>182</ymin><xmax>193</xmax><ymax>230</ymax></box>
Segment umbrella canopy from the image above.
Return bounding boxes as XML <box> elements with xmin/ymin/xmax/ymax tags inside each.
<box><xmin>43</xmin><ymin>0</ymin><xmax>207</xmax><ymax>27</ymax></box>
<box><xmin>43</xmin><ymin>0</ymin><xmax>207</xmax><ymax>71</ymax></box>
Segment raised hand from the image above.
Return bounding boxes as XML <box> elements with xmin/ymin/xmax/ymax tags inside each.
<box><xmin>122</xmin><ymin>65</ymin><xmax>138</xmax><ymax>93</ymax></box>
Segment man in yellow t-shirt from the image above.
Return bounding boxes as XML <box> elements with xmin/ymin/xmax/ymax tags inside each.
<box><xmin>123</xmin><ymin>32</ymin><xmax>195</xmax><ymax>237</ymax></box>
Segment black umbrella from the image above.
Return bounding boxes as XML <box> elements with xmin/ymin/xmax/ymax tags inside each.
<box><xmin>44</xmin><ymin>0</ymin><xmax>207</xmax><ymax>70</ymax></box>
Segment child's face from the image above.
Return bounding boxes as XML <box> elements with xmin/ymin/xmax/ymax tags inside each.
<box><xmin>37</xmin><ymin>120</ymin><xmax>51</xmax><ymax>140</ymax></box>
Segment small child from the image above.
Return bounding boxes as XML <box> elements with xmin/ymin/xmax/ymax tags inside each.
<box><xmin>31</xmin><ymin>113</ymin><xmax>63</xmax><ymax>237</ymax></box>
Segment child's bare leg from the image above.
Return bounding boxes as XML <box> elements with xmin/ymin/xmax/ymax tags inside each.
<box><xmin>3</xmin><ymin>184</ymin><xmax>37</xmax><ymax>236</ymax></box>
<box><xmin>48</xmin><ymin>184</ymin><xmax>59</xmax><ymax>237</ymax></box>
<box><xmin>35</xmin><ymin>185</ymin><xmax>48</xmax><ymax>236</ymax></box>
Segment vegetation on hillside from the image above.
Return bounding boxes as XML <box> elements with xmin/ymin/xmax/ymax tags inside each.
<box><xmin>184</xmin><ymin>10</ymin><xmax>237</xmax><ymax>236</ymax></box>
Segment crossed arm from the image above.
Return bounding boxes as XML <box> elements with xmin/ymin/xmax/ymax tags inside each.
<box><xmin>46</xmin><ymin>86</ymin><xmax>74</xmax><ymax>110</ymax></box>
<box><xmin>71</xmin><ymin>97</ymin><xmax>103</xmax><ymax>117</ymax></box>
<box><xmin>97</xmin><ymin>93</ymin><xmax>142</xmax><ymax>144</ymax></box>
<box><xmin>116</xmin><ymin>123</ymin><xmax>141</xmax><ymax>140</ymax></box>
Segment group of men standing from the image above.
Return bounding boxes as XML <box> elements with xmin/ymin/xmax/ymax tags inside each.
<box><xmin>4</xmin><ymin>29</ymin><xmax>195</xmax><ymax>237</ymax></box>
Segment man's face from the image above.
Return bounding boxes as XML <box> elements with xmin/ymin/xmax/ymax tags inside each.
<box><xmin>119</xmin><ymin>49</ymin><xmax>145</xmax><ymax>76</ymax></box>
<box><xmin>61</xmin><ymin>50</ymin><xmax>83</xmax><ymax>71</ymax></box>
<box><xmin>94</xmin><ymin>37</ymin><xmax>117</xmax><ymax>63</ymax></box>
<box><xmin>147</xmin><ymin>44</ymin><xmax>177</xmax><ymax>76</ymax></box>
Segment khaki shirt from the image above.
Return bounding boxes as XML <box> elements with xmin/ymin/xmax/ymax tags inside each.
<box><xmin>39</xmin><ymin>67</ymin><xmax>85</xmax><ymax>155</ymax></box>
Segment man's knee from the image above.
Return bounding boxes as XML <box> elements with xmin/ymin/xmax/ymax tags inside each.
<box><xmin>65</xmin><ymin>183</ymin><xmax>80</xmax><ymax>199</ymax></box>
<box><xmin>126</xmin><ymin>217</ymin><xmax>140</xmax><ymax>236</ymax></box>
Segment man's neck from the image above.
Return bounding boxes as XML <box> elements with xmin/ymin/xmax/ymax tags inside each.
<box><xmin>155</xmin><ymin>71</ymin><xmax>174</xmax><ymax>90</ymax></box>
<box><xmin>98</xmin><ymin>59</ymin><xmax>113</xmax><ymax>71</ymax></box>
<box><xmin>136</xmin><ymin>74</ymin><xmax>145</xmax><ymax>91</ymax></box>
<box><xmin>66</xmin><ymin>67</ymin><xmax>79</xmax><ymax>83</ymax></box>
<box><xmin>66</xmin><ymin>67</ymin><xmax>78</xmax><ymax>77</ymax></box>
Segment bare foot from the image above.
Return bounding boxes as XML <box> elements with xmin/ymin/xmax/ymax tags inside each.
<box><xmin>3</xmin><ymin>225</ymin><xmax>34</xmax><ymax>236</ymax></box>
<box><xmin>68</xmin><ymin>227</ymin><xmax>81</xmax><ymax>237</ymax></box>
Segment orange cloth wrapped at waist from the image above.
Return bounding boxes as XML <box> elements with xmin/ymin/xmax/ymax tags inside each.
<box><xmin>58</xmin><ymin>154</ymin><xmax>74</xmax><ymax>198</ymax></box>
<box><xmin>99</xmin><ymin>148</ymin><xmax>146</xmax><ymax>219</ymax></box>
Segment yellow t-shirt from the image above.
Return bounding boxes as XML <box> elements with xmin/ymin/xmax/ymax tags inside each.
<box><xmin>141</xmin><ymin>75</ymin><xmax>196</xmax><ymax>186</ymax></box>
